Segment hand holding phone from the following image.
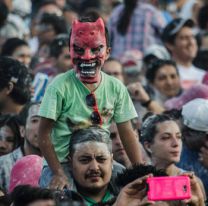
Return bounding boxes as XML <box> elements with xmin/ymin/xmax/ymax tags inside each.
<box><xmin>147</xmin><ymin>176</ymin><xmax>191</xmax><ymax>201</ymax></box>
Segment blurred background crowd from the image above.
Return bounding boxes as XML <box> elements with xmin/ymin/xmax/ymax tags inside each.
<box><xmin>1</xmin><ymin>0</ymin><xmax>208</xmax><ymax>205</ymax></box>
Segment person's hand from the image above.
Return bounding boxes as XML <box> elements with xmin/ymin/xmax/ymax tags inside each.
<box><xmin>113</xmin><ymin>174</ymin><xmax>155</xmax><ymax>206</ymax></box>
<box><xmin>127</xmin><ymin>82</ymin><xmax>150</xmax><ymax>102</ymax></box>
<box><xmin>199</xmin><ymin>141</ymin><xmax>208</xmax><ymax>168</ymax></box>
<box><xmin>49</xmin><ymin>172</ymin><xmax>70</xmax><ymax>190</ymax></box>
<box><xmin>181</xmin><ymin>173</ymin><xmax>205</xmax><ymax>206</ymax></box>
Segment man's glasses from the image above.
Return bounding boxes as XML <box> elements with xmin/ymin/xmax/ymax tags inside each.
<box><xmin>86</xmin><ymin>92</ymin><xmax>102</xmax><ymax>125</ymax></box>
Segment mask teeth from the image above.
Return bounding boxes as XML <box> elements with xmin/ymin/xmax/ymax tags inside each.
<box><xmin>80</xmin><ymin>62</ymin><xmax>96</xmax><ymax>68</ymax></box>
<box><xmin>81</xmin><ymin>70</ymin><xmax>96</xmax><ymax>75</ymax></box>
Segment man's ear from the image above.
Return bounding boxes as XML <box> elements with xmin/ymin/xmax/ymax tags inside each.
<box><xmin>111</xmin><ymin>153</ymin><xmax>113</xmax><ymax>163</ymax></box>
<box><xmin>105</xmin><ymin>47</ymin><xmax>111</xmax><ymax>60</ymax></box>
<box><xmin>6</xmin><ymin>82</ymin><xmax>14</xmax><ymax>95</ymax></box>
<box><xmin>143</xmin><ymin>141</ymin><xmax>152</xmax><ymax>155</ymax></box>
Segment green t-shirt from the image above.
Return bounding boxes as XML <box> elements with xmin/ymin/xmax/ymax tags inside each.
<box><xmin>39</xmin><ymin>70</ymin><xmax>137</xmax><ymax>163</ymax></box>
<box><xmin>80</xmin><ymin>190</ymin><xmax>113</xmax><ymax>206</ymax></box>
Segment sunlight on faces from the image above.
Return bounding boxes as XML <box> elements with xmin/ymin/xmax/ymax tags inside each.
<box><xmin>153</xmin><ymin>65</ymin><xmax>180</xmax><ymax>98</ymax></box>
<box><xmin>70</xmin><ymin>18</ymin><xmax>110</xmax><ymax>84</ymax></box>
<box><xmin>25</xmin><ymin>104</ymin><xmax>40</xmax><ymax>148</ymax></box>
<box><xmin>71</xmin><ymin>142</ymin><xmax>113</xmax><ymax>193</ymax></box>
<box><xmin>147</xmin><ymin>121</ymin><xmax>182</xmax><ymax>167</ymax></box>
<box><xmin>0</xmin><ymin>125</ymin><xmax>15</xmax><ymax>156</ymax></box>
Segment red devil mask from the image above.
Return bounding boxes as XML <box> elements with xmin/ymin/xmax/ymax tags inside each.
<box><xmin>70</xmin><ymin>18</ymin><xmax>109</xmax><ymax>84</ymax></box>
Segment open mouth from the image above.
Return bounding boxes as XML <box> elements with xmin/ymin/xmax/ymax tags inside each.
<box><xmin>78</xmin><ymin>61</ymin><xmax>98</xmax><ymax>77</ymax></box>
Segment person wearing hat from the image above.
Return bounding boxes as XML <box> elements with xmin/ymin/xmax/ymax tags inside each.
<box><xmin>162</xmin><ymin>18</ymin><xmax>205</xmax><ymax>90</ymax></box>
<box><xmin>178</xmin><ymin>98</ymin><xmax>208</xmax><ymax>195</ymax></box>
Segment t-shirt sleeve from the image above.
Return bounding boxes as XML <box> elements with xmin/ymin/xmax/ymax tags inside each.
<box><xmin>38</xmin><ymin>85</ymin><xmax>63</xmax><ymax>121</ymax></box>
<box><xmin>113</xmin><ymin>85</ymin><xmax>138</xmax><ymax>123</ymax></box>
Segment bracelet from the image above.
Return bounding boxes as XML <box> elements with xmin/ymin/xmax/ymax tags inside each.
<box><xmin>141</xmin><ymin>99</ymin><xmax>152</xmax><ymax>107</ymax></box>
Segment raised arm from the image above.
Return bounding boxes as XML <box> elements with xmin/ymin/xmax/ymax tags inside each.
<box><xmin>117</xmin><ymin>121</ymin><xmax>143</xmax><ymax>165</ymax></box>
<box><xmin>38</xmin><ymin>117</ymin><xmax>70</xmax><ymax>189</ymax></box>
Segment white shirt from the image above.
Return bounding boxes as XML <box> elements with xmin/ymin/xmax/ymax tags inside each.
<box><xmin>177</xmin><ymin>64</ymin><xmax>205</xmax><ymax>90</ymax></box>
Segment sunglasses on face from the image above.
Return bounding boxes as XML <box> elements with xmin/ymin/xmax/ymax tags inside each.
<box><xmin>86</xmin><ymin>93</ymin><xmax>102</xmax><ymax>125</ymax></box>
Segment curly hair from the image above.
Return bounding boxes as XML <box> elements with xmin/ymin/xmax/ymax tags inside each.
<box><xmin>0</xmin><ymin>56</ymin><xmax>32</xmax><ymax>105</ymax></box>
<box><xmin>115</xmin><ymin>164</ymin><xmax>167</xmax><ymax>187</ymax></box>
<box><xmin>11</xmin><ymin>185</ymin><xmax>54</xmax><ymax>206</ymax></box>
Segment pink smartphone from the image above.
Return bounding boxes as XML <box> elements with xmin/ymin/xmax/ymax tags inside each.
<box><xmin>147</xmin><ymin>176</ymin><xmax>191</xmax><ymax>201</ymax></box>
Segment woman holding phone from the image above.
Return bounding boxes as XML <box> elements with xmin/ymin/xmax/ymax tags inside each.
<box><xmin>140</xmin><ymin>113</ymin><xmax>206</xmax><ymax>201</ymax></box>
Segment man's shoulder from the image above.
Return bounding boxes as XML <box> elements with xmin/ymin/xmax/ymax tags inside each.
<box><xmin>48</xmin><ymin>70</ymin><xmax>75</xmax><ymax>87</ymax></box>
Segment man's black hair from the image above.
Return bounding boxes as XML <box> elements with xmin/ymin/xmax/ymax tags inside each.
<box><xmin>0</xmin><ymin>2</ymin><xmax>9</xmax><ymax>28</ymax></box>
<box><xmin>11</xmin><ymin>185</ymin><xmax>54</xmax><ymax>206</ymax></box>
<box><xmin>1</xmin><ymin>37</ymin><xmax>28</xmax><ymax>56</ymax></box>
<box><xmin>115</xmin><ymin>164</ymin><xmax>167</xmax><ymax>187</ymax></box>
<box><xmin>197</xmin><ymin>4</ymin><xmax>208</xmax><ymax>30</ymax></box>
<box><xmin>0</xmin><ymin>57</ymin><xmax>32</xmax><ymax>105</ymax></box>
<box><xmin>145</xmin><ymin>59</ymin><xmax>179</xmax><ymax>83</ymax></box>
<box><xmin>49</xmin><ymin>34</ymin><xmax>69</xmax><ymax>58</ymax></box>
<box><xmin>40</xmin><ymin>13</ymin><xmax>68</xmax><ymax>34</ymax></box>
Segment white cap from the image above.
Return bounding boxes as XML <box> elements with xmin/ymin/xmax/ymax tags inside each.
<box><xmin>144</xmin><ymin>44</ymin><xmax>171</xmax><ymax>60</ymax></box>
<box><xmin>182</xmin><ymin>98</ymin><xmax>208</xmax><ymax>132</ymax></box>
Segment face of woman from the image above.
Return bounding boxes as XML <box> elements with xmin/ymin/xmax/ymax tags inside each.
<box><xmin>147</xmin><ymin>120</ymin><xmax>182</xmax><ymax>167</ymax></box>
<box><xmin>153</xmin><ymin>65</ymin><xmax>180</xmax><ymax>98</ymax></box>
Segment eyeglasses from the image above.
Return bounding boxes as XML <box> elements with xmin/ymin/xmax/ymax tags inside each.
<box><xmin>86</xmin><ymin>92</ymin><xmax>102</xmax><ymax>125</ymax></box>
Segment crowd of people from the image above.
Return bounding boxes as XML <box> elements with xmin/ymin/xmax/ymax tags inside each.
<box><xmin>0</xmin><ymin>0</ymin><xmax>208</xmax><ymax>205</ymax></box>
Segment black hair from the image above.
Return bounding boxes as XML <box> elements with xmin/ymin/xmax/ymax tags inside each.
<box><xmin>181</xmin><ymin>124</ymin><xmax>208</xmax><ymax>152</ymax></box>
<box><xmin>163</xmin><ymin>109</ymin><xmax>182</xmax><ymax>120</ymax></box>
<box><xmin>49</xmin><ymin>34</ymin><xmax>69</xmax><ymax>58</ymax></box>
<box><xmin>11</xmin><ymin>185</ymin><xmax>54</xmax><ymax>206</ymax></box>
<box><xmin>0</xmin><ymin>114</ymin><xmax>22</xmax><ymax>149</ymax></box>
<box><xmin>39</xmin><ymin>0</ymin><xmax>58</xmax><ymax>8</ymax></box>
<box><xmin>0</xmin><ymin>57</ymin><xmax>32</xmax><ymax>105</ymax></box>
<box><xmin>115</xmin><ymin>164</ymin><xmax>167</xmax><ymax>187</ymax></box>
<box><xmin>0</xmin><ymin>2</ymin><xmax>9</xmax><ymax>28</ymax></box>
<box><xmin>69</xmin><ymin>127</ymin><xmax>111</xmax><ymax>157</ymax></box>
<box><xmin>117</xmin><ymin>0</ymin><xmax>137</xmax><ymax>35</ymax></box>
<box><xmin>79</xmin><ymin>0</ymin><xmax>101</xmax><ymax>15</ymax></box>
<box><xmin>69</xmin><ymin>16</ymin><xmax>111</xmax><ymax>48</ymax></box>
<box><xmin>0</xmin><ymin>195</ymin><xmax>11</xmax><ymax>206</ymax></box>
<box><xmin>145</xmin><ymin>59</ymin><xmax>179</xmax><ymax>83</ymax></box>
<box><xmin>140</xmin><ymin>113</ymin><xmax>174</xmax><ymax>145</ymax></box>
<box><xmin>197</xmin><ymin>4</ymin><xmax>208</xmax><ymax>30</ymax></box>
<box><xmin>54</xmin><ymin>189</ymin><xmax>85</xmax><ymax>206</ymax></box>
<box><xmin>1</xmin><ymin>38</ymin><xmax>28</xmax><ymax>56</ymax></box>
<box><xmin>17</xmin><ymin>102</ymin><xmax>41</xmax><ymax>127</ymax></box>
<box><xmin>40</xmin><ymin>13</ymin><xmax>68</xmax><ymax>35</ymax></box>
